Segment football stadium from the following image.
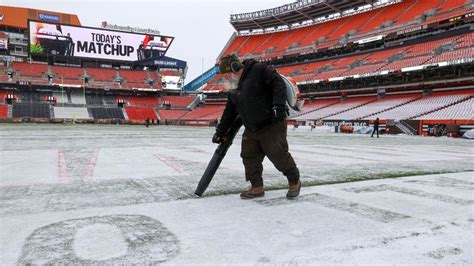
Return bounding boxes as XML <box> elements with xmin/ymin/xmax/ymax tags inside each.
<box><xmin>1</xmin><ymin>1</ymin><xmax>473</xmax><ymax>264</ymax></box>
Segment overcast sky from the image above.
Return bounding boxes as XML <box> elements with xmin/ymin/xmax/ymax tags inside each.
<box><xmin>2</xmin><ymin>0</ymin><xmax>290</xmax><ymax>82</ymax></box>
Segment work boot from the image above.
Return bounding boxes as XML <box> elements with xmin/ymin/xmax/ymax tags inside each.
<box><xmin>286</xmin><ymin>180</ymin><xmax>301</xmax><ymax>199</ymax></box>
<box><xmin>240</xmin><ymin>186</ymin><xmax>265</xmax><ymax>199</ymax></box>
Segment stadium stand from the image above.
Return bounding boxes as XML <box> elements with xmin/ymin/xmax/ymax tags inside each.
<box><xmin>11</xmin><ymin>62</ymin><xmax>49</xmax><ymax>85</ymax></box>
<box><xmin>289</xmin><ymin>98</ymin><xmax>340</xmax><ymax>118</ymax></box>
<box><xmin>365</xmin><ymin>91</ymin><xmax>473</xmax><ymax>120</ymax></box>
<box><xmin>428</xmin><ymin>47</ymin><xmax>474</xmax><ymax>64</ymax></box>
<box><xmin>52</xmin><ymin>91</ymin><xmax>69</xmax><ymax>104</ymax></box>
<box><xmin>125</xmin><ymin>107</ymin><xmax>158</xmax><ymax>121</ymax></box>
<box><xmin>53</xmin><ymin>107</ymin><xmax>91</xmax><ymax>120</ymax></box>
<box><xmin>85</xmin><ymin>94</ymin><xmax>105</xmax><ymax>105</ymax></box>
<box><xmin>157</xmin><ymin>109</ymin><xmax>189</xmax><ymax>120</ymax></box>
<box><xmin>0</xmin><ymin>104</ymin><xmax>8</xmax><ymax>118</ymax></box>
<box><xmin>222</xmin><ymin>0</ymin><xmax>471</xmax><ymax>59</ymax></box>
<box><xmin>104</xmin><ymin>95</ymin><xmax>117</xmax><ymax>105</ymax></box>
<box><xmin>88</xmin><ymin>108</ymin><xmax>125</xmax><ymax>119</ymax></box>
<box><xmin>1</xmin><ymin>1</ymin><xmax>472</xmax><ymax>131</ymax></box>
<box><xmin>12</xmin><ymin>62</ymin><xmax>48</xmax><ymax>77</ymax></box>
<box><xmin>395</xmin><ymin>0</ymin><xmax>441</xmax><ymax>23</ymax></box>
<box><xmin>205</xmin><ymin>30</ymin><xmax>472</xmax><ymax>93</ymax></box>
<box><xmin>70</xmin><ymin>91</ymin><xmax>87</xmax><ymax>105</ymax></box>
<box><xmin>16</xmin><ymin>91</ymin><xmax>52</xmax><ymax>103</ymax></box>
<box><xmin>51</xmin><ymin>65</ymin><xmax>84</xmax><ymax>79</ymax></box>
<box><xmin>127</xmin><ymin>96</ymin><xmax>160</xmax><ymax>107</ymax></box>
<box><xmin>86</xmin><ymin>67</ymin><xmax>117</xmax><ymax>81</ymax></box>
<box><xmin>295</xmin><ymin>97</ymin><xmax>377</xmax><ymax>120</ymax></box>
<box><xmin>181</xmin><ymin>104</ymin><xmax>225</xmax><ymax>121</ymax></box>
<box><xmin>222</xmin><ymin>35</ymin><xmax>248</xmax><ymax>56</ymax></box>
<box><xmin>161</xmin><ymin>95</ymin><xmax>196</xmax><ymax>108</ymax></box>
<box><xmin>325</xmin><ymin>94</ymin><xmax>422</xmax><ymax>120</ymax></box>
<box><xmin>416</xmin><ymin>97</ymin><xmax>473</xmax><ymax>120</ymax></box>
<box><xmin>119</xmin><ymin>69</ymin><xmax>149</xmax><ymax>83</ymax></box>
<box><xmin>12</xmin><ymin>103</ymin><xmax>50</xmax><ymax>118</ymax></box>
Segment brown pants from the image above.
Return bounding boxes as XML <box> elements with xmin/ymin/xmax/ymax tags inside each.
<box><xmin>241</xmin><ymin>120</ymin><xmax>300</xmax><ymax>187</ymax></box>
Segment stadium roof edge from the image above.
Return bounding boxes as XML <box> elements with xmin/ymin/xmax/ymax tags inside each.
<box><xmin>0</xmin><ymin>5</ymin><xmax>81</xmax><ymax>29</ymax></box>
<box><xmin>229</xmin><ymin>0</ymin><xmax>397</xmax><ymax>32</ymax></box>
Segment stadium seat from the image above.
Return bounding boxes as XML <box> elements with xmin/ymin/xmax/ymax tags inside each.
<box><xmin>127</xmin><ymin>96</ymin><xmax>160</xmax><ymax>107</ymax></box>
<box><xmin>86</xmin><ymin>67</ymin><xmax>117</xmax><ymax>81</ymax></box>
<box><xmin>125</xmin><ymin>107</ymin><xmax>158</xmax><ymax>120</ymax></box>
<box><xmin>181</xmin><ymin>104</ymin><xmax>225</xmax><ymax>121</ymax></box>
<box><xmin>237</xmin><ymin>33</ymin><xmax>274</xmax><ymax>55</ymax></box>
<box><xmin>326</xmin><ymin>94</ymin><xmax>422</xmax><ymax>120</ymax></box>
<box><xmin>428</xmin><ymin>47</ymin><xmax>474</xmax><ymax>64</ymax></box>
<box><xmin>357</xmin><ymin>0</ymin><xmax>415</xmax><ymax>33</ymax></box>
<box><xmin>0</xmin><ymin>104</ymin><xmax>8</xmax><ymax>118</ymax></box>
<box><xmin>88</xmin><ymin>108</ymin><xmax>125</xmax><ymax>119</ymax></box>
<box><xmin>12</xmin><ymin>103</ymin><xmax>51</xmax><ymax>118</ymax></box>
<box><xmin>51</xmin><ymin>65</ymin><xmax>84</xmax><ymax>80</ymax></box>
<box><xmin>253</xmin><ymin>31</ymin><xmax>292</xmax><ymax>54</ymax></box>
<box><xmin>157</xmin><ymin>109</ymin><xmax>189</xmax><ymax>120</ymax></box>
<box><xmin>12</xmin><ymin>62</ymin><xmax>48</xmax><ymax>77</ymax></box>
<box><xmin>160</xmin><ymin>95</ymin><xmax>196</xmax><ymax>108</ymax></box>
<box><xmin>396</xmin><ymin>0</ymin><xmax>441</xmax><ymax>23</ymax></box>
<box><xmin>381</xmin><ymin>55</ymin><xmax>433</xmax><ymax>72</ymax></box>
<box><xmin>294</xmin><ymin>98</ymin><xmax>340</xmax><ymax>116</ymax></box>
<box><xmin>294</xmin><ymin>97</ymin><xmax>376</xmax><ymax>120</ymax></box>
<box><xmin>416</xmin><ymin>97</ymin><xmax>473</xmax><ymax>120</ymax></box>
<box><xmin>436</xmin><ymin>0</ymin><xmax>467</xmax><ymax>12</ymax></box>
<box><xmin>53</xmin><ymin>107</ymin><xmax>90</xmax><ymax>119</ymax></box>
<box><xmin>366</xmin><ymin>91</ymin><xmax>472</xmax><ymax>120</ymax></box>
<box><xmin>223</xmin><ymin>35</ymin><xmax>248</xmax><ymax>56</ymax></box>
<box><xmin>119</xmin><ymin>69</ymin><xmax>149</xmax><ymax>84</ymax></box>
<box><xmin>298</xmin><ymin>19</ymin><xmax>341</xmax><ymax>47</ymax></box>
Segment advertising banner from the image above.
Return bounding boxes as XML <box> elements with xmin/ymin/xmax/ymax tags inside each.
<box><xmin>153</xmin><ymin>56</ymin><xmax>187</xmax><ymax>69</ymax></box>
<box><xmin>184</xmin><ymin>66</ymin><xmax>219</xmax><ymax>91</ymax></box>
<box><xmin>161</xmin><ymin>75</ymin><xmax>183</xmax><ymax>90</ymax></box>
<box><xmin>29</xmin><ymin>20</ymin><xmax>173</xmax><ymax>62</ymax></box>
<box><xmin>322</xmin><ymin>120</ymin><xmax>369</xmax><ymax>127</ymax></box>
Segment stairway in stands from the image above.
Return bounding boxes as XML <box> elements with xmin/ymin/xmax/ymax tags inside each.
<box><xmin>395</xmin><ymin>121</ymin><xmax>417</xmax><ymax>135</ymax></box>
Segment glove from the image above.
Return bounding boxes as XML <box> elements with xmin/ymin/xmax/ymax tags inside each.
<box><xmin>272</xmin><ymin>105</ymin><xmax>288</xmax><ymax>122</ymax></box>
<box><xmin>212</xmin><ymin>132</ymin><xmax>227</xmax><ymax>144</ymax></box>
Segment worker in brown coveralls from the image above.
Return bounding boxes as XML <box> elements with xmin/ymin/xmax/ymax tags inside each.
<box><xmin>212</xmin><ymin>54</ymin><xmax>301</xmax><ymax>199</ymax></box>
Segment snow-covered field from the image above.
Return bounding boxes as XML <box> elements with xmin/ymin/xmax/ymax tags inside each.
<box><xmin>1</xmin><ymin>124</ymin><xmax>473</xmax><ymax>264</ymax></box>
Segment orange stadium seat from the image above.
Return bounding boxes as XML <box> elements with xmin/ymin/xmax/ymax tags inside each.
<box><xmin>396</xmin><ymin>0</ymin><xmax>443</xmax><ymax>23</ymax></box>
<box><xmin>436</xmin><ymin>0</ymin><xmax>468</xmax><ymax>12</ymax></box>
<box><xmin>237</xmin><ymin>33</ymin><xmax>273</xmax><ymax>55</ymax></box>
<box><xmin>300</xmin><ymin>19</ymin><xmax>343</xmax><ymax>47</ymax></box>
<box><xmin>181</xmin><ymin>104</ymin><xmax>225</xmax><ymax>121</ymax></box>
<box><xmin>127</xmin><ymin>96</ymin><xmax>160</xmax><ymax>107</ymax></box>
<box><xmin>86</xmin><ymin>67</ymin><xmax>117</xmax><ymax>81</ymax></box>
<box><xmin>119</xmin><ymin>69</ymin><xmax>149</xmax><ymax>83</ymax></box>
<box><xmin>223</xmin><ymin>35</ymin><xmax>248</xmax><ymax>56</ymax></box>
<box><xmin>13</xmin><ymin>62</ymin><xmax>48</xmax><ymax>77</ymax></box>
<box><xmin>161</xmin><ymin>96</ymin><xmax>195</xmax><ymax>108</ymax></box>
<box><xmin>253</xmin><ymin>31</ymin><xmax>291</xmax><ymax>54</ymax></box>
<box><xmin>157</xmin><ymin>109</ymin><xmax>189</xmax><ymax>120</ymax></box>
<box><xmin>51</xmin><ymin>65</ymin><xmax>84</xmax><ymax>79</ymax></box>
<box><xmin>0</xmin><ymin>104</ymin><xmax>8</xmax><ymax>118</ymax></box>
<box><xmin>125</xmin><ymin>107</ymin><xmax>158</xmax><ymax>120</ymax></box>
